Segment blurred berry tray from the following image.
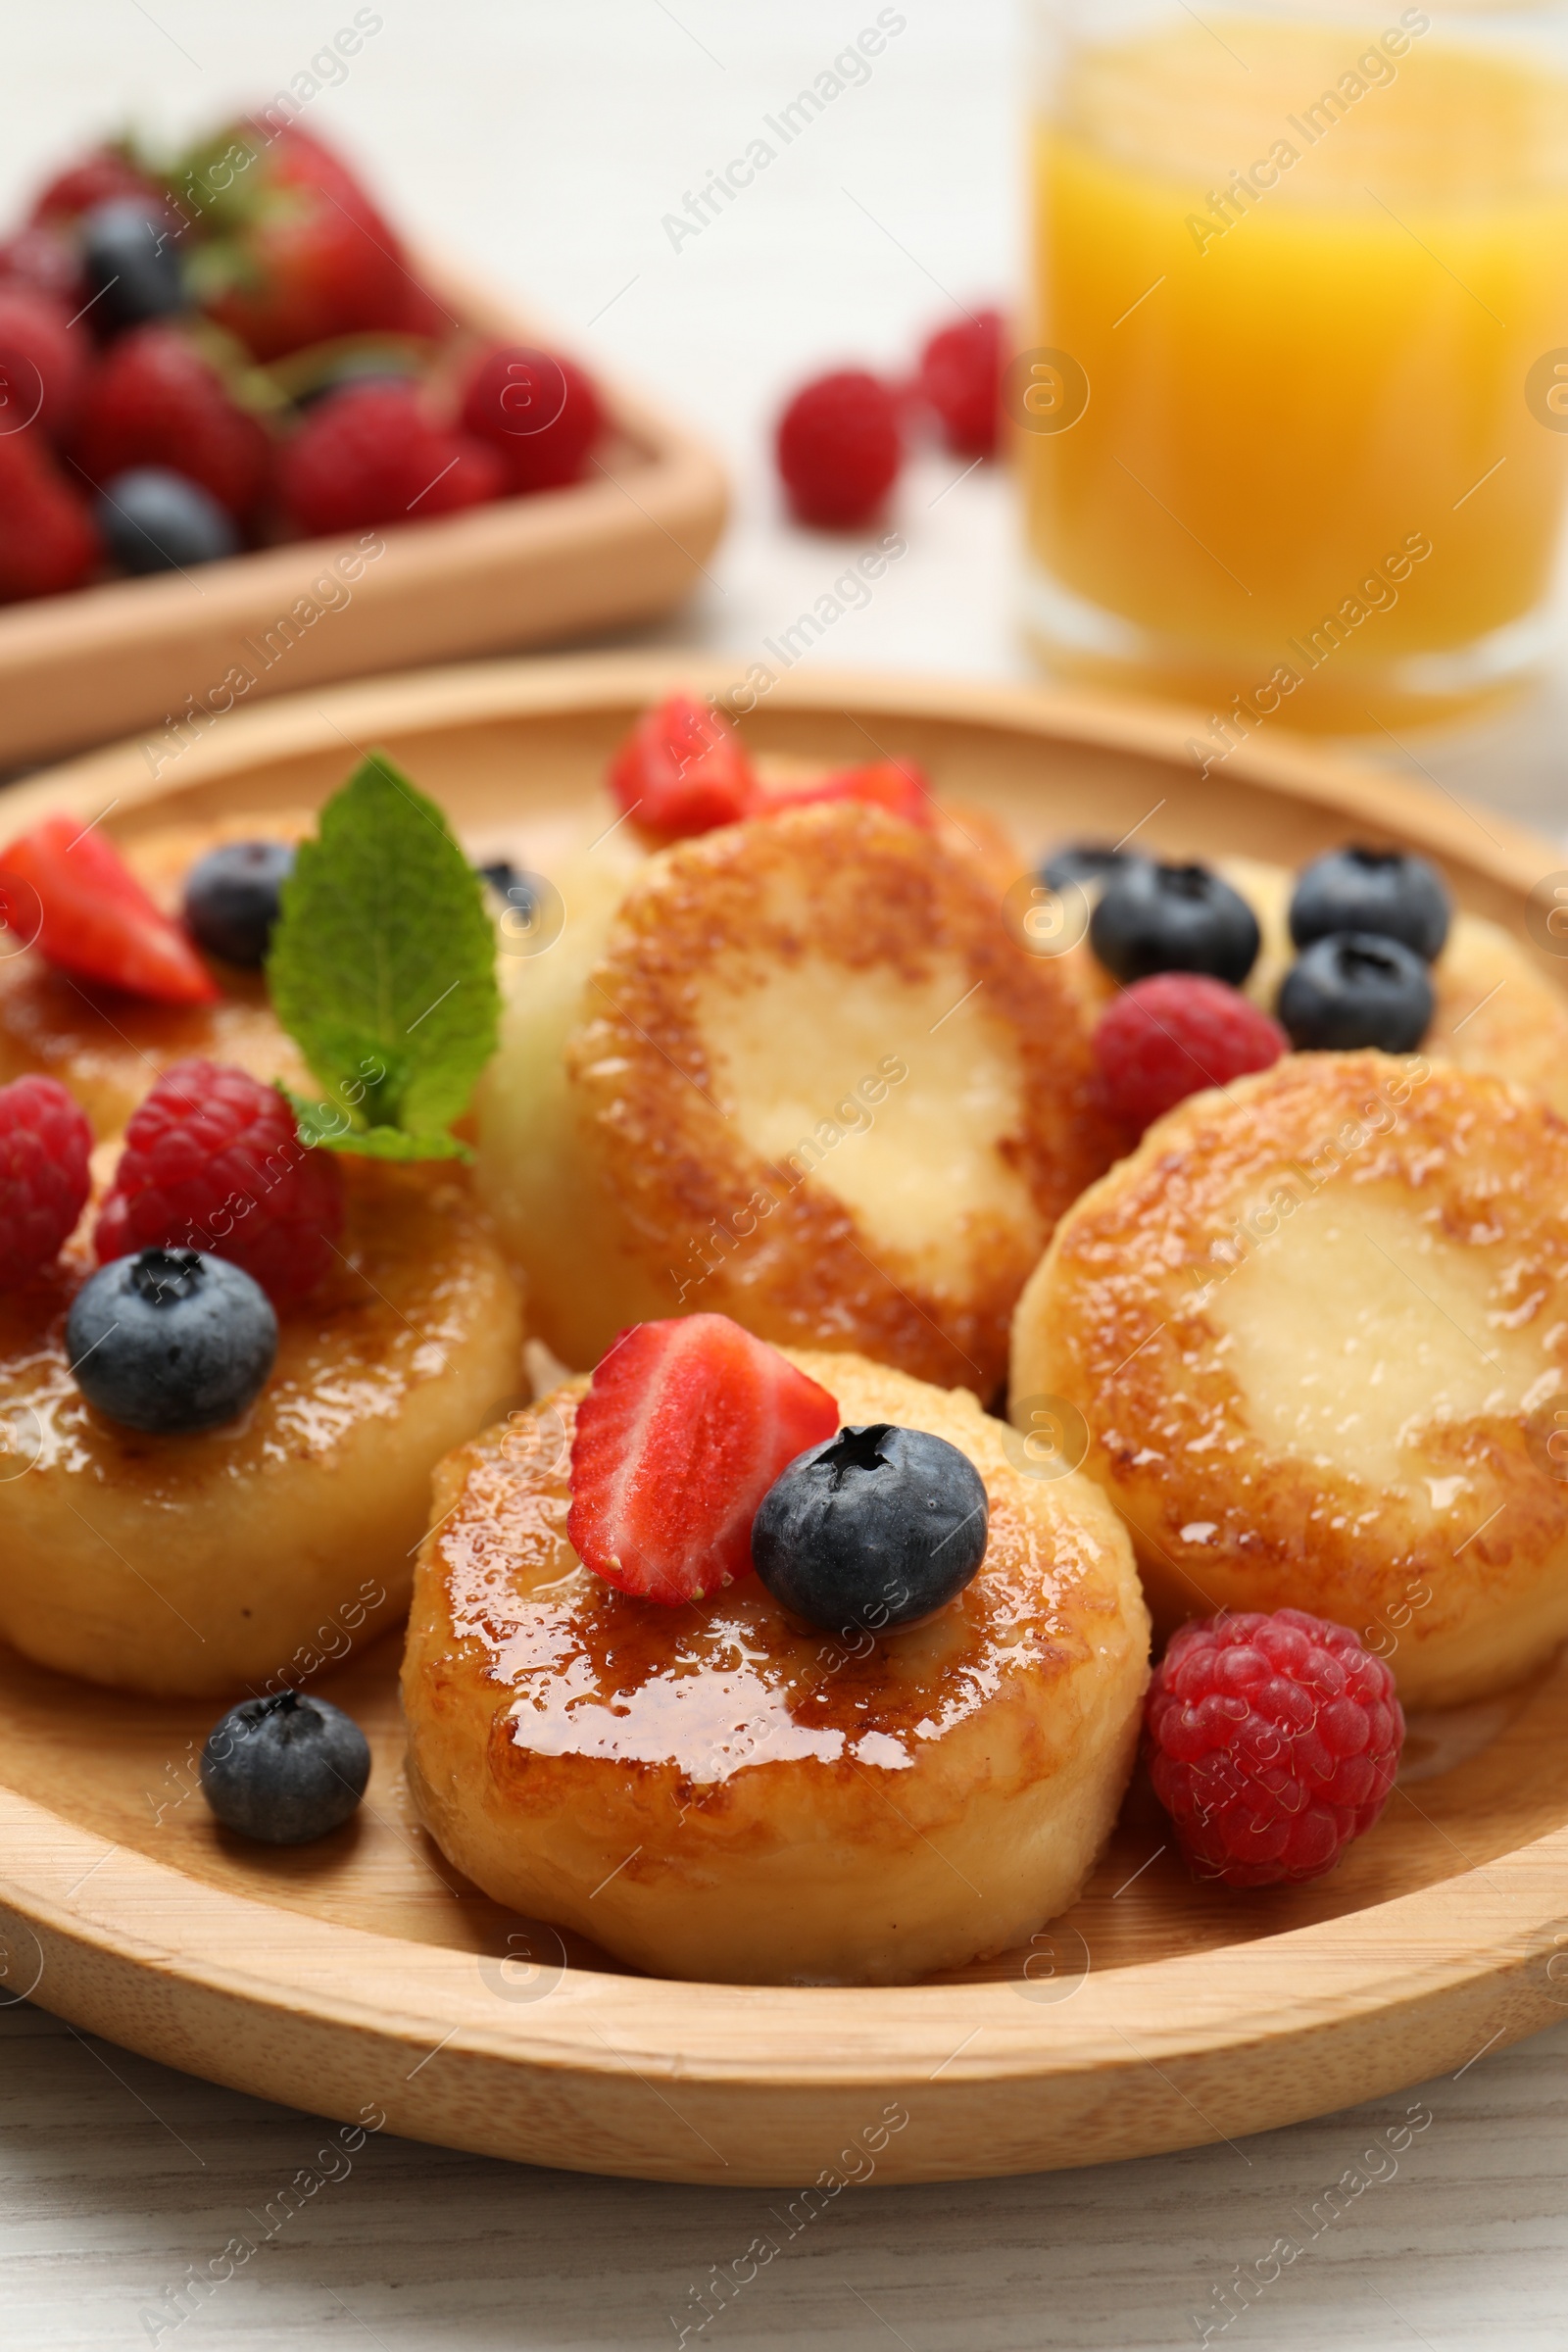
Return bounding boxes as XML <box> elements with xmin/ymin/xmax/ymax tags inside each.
<box><xmin>2</xmin><ymin>653</ymin><xmax>1567</xmax><ymax>2187</ymax></box>
<box><xmin>0</xmin><ymin>266</ymin><xmax>727</xmax><ymax>772</ymax></box>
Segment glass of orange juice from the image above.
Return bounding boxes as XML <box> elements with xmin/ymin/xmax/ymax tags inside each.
<box><xmin>1019</xmin><ymin>1</ymin><xmax>1568</xmax><ymax>739</ymax></box>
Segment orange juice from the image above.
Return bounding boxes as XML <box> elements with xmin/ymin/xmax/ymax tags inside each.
<box><xmin>1022</xmin><ymin>9</ymin><xmax>1568</xmax><ymax>732</ymax></box>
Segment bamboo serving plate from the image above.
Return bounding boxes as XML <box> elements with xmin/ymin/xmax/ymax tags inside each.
<box><xmin>0</xmin><ymin>265</ymin><xmax>727</xmax><ymax>772</ymax></box>
<box><xmin>4</xmin><ymin>652</ymin><xmax>1568</xmax><ymax>2189</ymax></box>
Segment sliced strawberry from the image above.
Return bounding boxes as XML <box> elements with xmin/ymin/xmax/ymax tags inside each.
<box><xmin>606</xmin><ymin>693</ymin><xmax>756</xmax><ymax>840</ymax></box>
<box><xmin>0</xmin><ymin>813</ymin><xmax>220</xmax><ymax>1003</ymax></box>
<box><xmin>748</xmin><ymin>759</ymin><xmax>935</xmax><ymax>830</ymax></box>
<box><xmin>568</xmin><ymin>1315</ymin><xmax>839</xmax><ymax>1605</ymax></box>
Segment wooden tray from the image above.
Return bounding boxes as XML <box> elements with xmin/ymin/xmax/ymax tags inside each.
<box><xmin>0</xmin><ymin>267</ymin><xmax>727</xmax><ymax>773</ymax></box>
<box><xmin>4</xmin><ymin>652</ymin><xmax>1568</xmax><ymax>2189</ymax></box>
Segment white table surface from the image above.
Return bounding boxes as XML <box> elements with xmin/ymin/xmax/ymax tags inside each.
<box><xmin>5</xmin><ymin>6</ymin><xmax>1568</xmax><ymax>2346</ymax></box>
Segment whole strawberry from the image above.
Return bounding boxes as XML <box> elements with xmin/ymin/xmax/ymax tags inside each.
<box><xmin>28</xmin><ymin>145</ymin><xmax>162</xmax><ymax>227</ymax></box>
<box><xmin>0</xmin><ymin>434</ymin><xmax>100</xmax><ymax>602</ymax></box>
<box><xmin>1146</xmin><ymin>1608</ymin><xmax>1404</xmax><ymax>1887</ymax></box>
<box><xmin>0</xmin><ymin>222</ymin><xmax>83</xmax><ymax>307</ymax></box>
<box><xmin>94</xmin><ymin>1060</ymin><xmax>343</xmax><ymax>1303</ymax></box>
<box><xmin>72</xmin><ymin>322</ymin><xmax>271</xmax><ymax>519</ymax></box>
<box><xmin>0</xmin><ymin>286</ymin><xmax>86</xmax><ymax>443</ymax></box>
<box><xmin>184</xmin><ymin>122</ymin><xmax>411</xmax><ymax>363</ymax></box>
<box><xmin>280</xmin><ymin>381</ymin><xmax>505</xmax><ymax>536</ymax></box>
<box><xmin>0</xmin><ymin>1075</ymin><xmax>92</xmax><ymax>1289</ymax></box>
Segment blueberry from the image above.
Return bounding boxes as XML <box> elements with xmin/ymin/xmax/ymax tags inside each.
<box><xmin>476</xmin><ymin>858</ymin><xmax>527</xmax><ymax>902</ymax></box>
<box><xmin>752</xmin><ymin>1423</ymin><xmax>989</xmax><ymax>1635</ymax></box>
<box><xmin>200</xmin><ymin>1689</ymin><xmax>370</xmax><ymax>1844</ymax></box>
<box><xmin>1278</xmin><ymin>931</ymin><xmax>1434</xmax><ymax>1053</ymax></box>
<box><xmin>67</xmin><ymin>1249</ymin><xmax>277</xmax><ymax>1436</ymax></box>
<box><xmin>1040</xmin><ymin>842</ymin><xmax>1133</xmax><ymax>895</ymax></box>
<box><xmin>98</xmin><ymin>467</ymin><xmax>238</xmax><ymax>575</ymax></box>
<box><xmin>79</xmin><ymin>199</ymin><xmax>186</xmax><ymax>336</ymax></box>
<box><xmin>1290</xmin><ymin>844</ymin><xmax>1450</xmax><ymax>962</ymax></box>
<box><xmin>182</xmin><ymin>839</ymin><xmax>295</xmax><ymax>966</ymax></box>
<box><xmin>1089</xmin><ymin>859</ymin><xmax>1260</xmax><ymax>986</ymax></box>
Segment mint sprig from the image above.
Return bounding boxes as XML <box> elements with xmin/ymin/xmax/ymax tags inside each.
<box><xmin>268</xmin><ymin>752</ymin><xmax>499</xmax><ymax>1160</ymax></box>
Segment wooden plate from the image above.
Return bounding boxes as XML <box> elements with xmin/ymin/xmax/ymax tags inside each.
<box><xmin>0</xmin><ymin>264</ymin><xmax>727</xmax><ymax>772</ymax></box>
<box><xmin>4</xmin><ymin>652</ymin><xmax>1568</xmax><ymax>2189</ymax></box>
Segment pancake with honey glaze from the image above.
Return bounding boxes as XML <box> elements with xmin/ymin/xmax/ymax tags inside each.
<box><xmin>1012</xmin><ymin>1053</ymin><xmax>1568</xmax><ymax>1708</ymax></box>
<box><xmin>0</xmin><ymin>813</ymin><xmax>313</xmax><ymax>1136</ymax></box>
<box><xmin>0</xmin><ymin>1161</ymin><xmax>523</xmax><ymax>1696</ymax></box>
<box><xmin>402</xmin><ymin>1349</ymin><xmax>1150</xmax><ymax>1985</ymax></box>
<box><xmin>475</xmin><ymin>802</ymin><xmax>1118</xmax><ymax>1396</ymax></box>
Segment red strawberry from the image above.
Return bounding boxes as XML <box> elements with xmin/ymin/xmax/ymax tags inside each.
<box><xmin>0</xmin><ymin>435</ymin><xmax>99</xmax><ymax>602</ymax></box>
<box><xmin>188</xmin><ymin>122</ymin><xmax>412</xmax><ymax>362</ymax></box>
<box><xmin>568</xmin><ymin>1315</ymin><xmax>840</xmax><ymax>1605</ymax></box>
<box><xmin>279</xmin><ymin>380</ymin><xmax>505</xmax><ymax>536</ymax></box>
<box><xmin>0</xmin><ymin>222</ymin><xmax>85</xmax><ymax>309</ymax></box>
<box><xmin>607</xmin><ymin>694</ymin><xmax>756</xmax><ymax>839</ymax></box>
<box><xmin>748</xmin><ymin>759</ymin><xmax>935</xmax><ymax>830</ymax></box>
<box><xmin>29</xmin><ymin>147</ymin><xmax>161</xmax><ymax>226</ymax></box>
<box><xmin>459</xmin><ymin>344</ymin><xmax>604</xmax><ymax>492</ymax></box>
<box><xmin>0</xmin><ymin>287</ymin><xmax>86</xmax><ymax>444</ymax></box>
<box><xmin>71</xmin><ymin>323</ymin><xmax>271</xmax><ymax>519</ymax></box>
<box><xmin>0</xmin><ymin>813</ymin><xmax>219</xmax><ymax>1003</ymax></box>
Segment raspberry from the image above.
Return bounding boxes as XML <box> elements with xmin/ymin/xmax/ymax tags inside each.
<box><xmin>94</xmin><ymin>1061</ymin><xmax>344</xmax><ymax>1303</ymax></box>
<box><xmin>459</xmin><ymin>344</ymin><xmax>604</xmax><ymax>492</ymax></box>
<box><xmin>918</xmin><ymin>308</ymin><xmax>1004</xmax><ymax>458</ymax></box>
<box><xmin>0</xmin><ymin>433</ymin><xmax>99</xmax><ymax>602</ymax></box>
<box><xmin>776</xmin><ymin>369</ymin><xmax>902</xmax><ymax>528</ymax></box>
<box><xmin>279</xmin><ymin>382</ymin><xmax>506</xmax><ymax>536</ymax></box>
<box><xmin>1146</xmin><ymin>1608</ymin><xmax>1404</xmax><ymax>1887</ymax></box>
<box><xmin>1093</xmin><ymin>972</ymin><xmax>1286</xmax><ymax>1133</ymax></box>
<box><xmin>72</xmin><ymin>324</ymin><xmax>271</xmax><ymax>520</ymax></box>
<box><xmin>0</xmin><ymin>1076</ymin><xmax>91</xmax><ymax>1288</ymax></box>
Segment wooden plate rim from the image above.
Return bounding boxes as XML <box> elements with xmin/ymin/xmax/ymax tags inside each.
<box><xmin>3</xmin><ymin>653</ymin><xmax>1566</xmax><ymax>2174</ymax></box>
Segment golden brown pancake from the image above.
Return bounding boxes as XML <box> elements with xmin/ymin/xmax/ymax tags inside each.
<box><xmin>476</xmin><ymin>802</ymin><xmax>1119</xmax><ymax>1396</ymax></box>
<box><xmin>402</xmin><ymin>1348</ymin><xmax>1150</xmax><ymax>1984</ymax></box>
<box><xmin>1012</xmin><ymin>1052</ymin><xmax>1568</xmax><ymax>1707</ymax></box>
<box><xmin>0</xmin><ymin>1161</ymin><xmax>523</xmax><ymax>1695</ymax></box>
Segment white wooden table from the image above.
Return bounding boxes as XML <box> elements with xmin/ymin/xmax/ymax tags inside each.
<box><xmin>5</xmin><ymin>5</ymin><xmax>1568</xmax><ymax>2344</ymax></box>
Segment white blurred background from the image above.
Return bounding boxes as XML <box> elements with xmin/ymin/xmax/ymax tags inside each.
<box><xmin>9</xmin><ymin>0</ymin><xmax>1565</xmax><ymax>836</ymax></box>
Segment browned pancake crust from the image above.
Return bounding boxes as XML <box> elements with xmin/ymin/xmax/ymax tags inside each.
<box><xmin>1012</xmin><ymin>1053</ymin><xmax>1568</xmax><ymax>1699</ymax></box>
<box><xmin>564</xmin><ymin>804</ymin><xmax>1118</xmax><ymax>1395</ymax></box>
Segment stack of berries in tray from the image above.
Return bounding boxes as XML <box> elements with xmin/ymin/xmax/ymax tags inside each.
<box><xmin>0</xmin><ymin>118</ymin><xmax>605</xmax><ymax>602</ymax></box>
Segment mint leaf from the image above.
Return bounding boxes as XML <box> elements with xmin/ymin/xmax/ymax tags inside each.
<box><xmin>268</xmin><ymin>753</ymin><xmax>499</xmax><ymax>1158</ymax></box>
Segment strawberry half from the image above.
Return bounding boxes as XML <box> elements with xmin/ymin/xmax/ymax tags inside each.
<box><xmin>568</xmin><ymin>1315</ymin><xmax>840</xmax><ymax>1604</ymax></box>
<box><xmin>606</xmin><ymin>693</ymin><xmax>756</xmax><ymax>839</ymax></box>
<box><xmin>0</xmin><ymin>813</ymin><xmax>220</xmax><ymax>1003</ymax></box>
<box><xmin>748</xmin><ymin>759</ymin><xmax>934</xmax><ymax>829</ymax></box>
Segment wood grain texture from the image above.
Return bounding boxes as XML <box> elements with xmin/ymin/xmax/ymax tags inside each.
<box><xmin>6</xmin><ymin>1994</ymin><xmax>1568</xmax><ymax>2351</ymax></box>
<box><xmin>0</xmin><ymin>260</ymin><xmax>728</xmax><ymax>771</ymax></box>
<box><xmin>4</xmin><ymin>653</ymin><xmax>1568</xmax><ymax>2188</ymax></box>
